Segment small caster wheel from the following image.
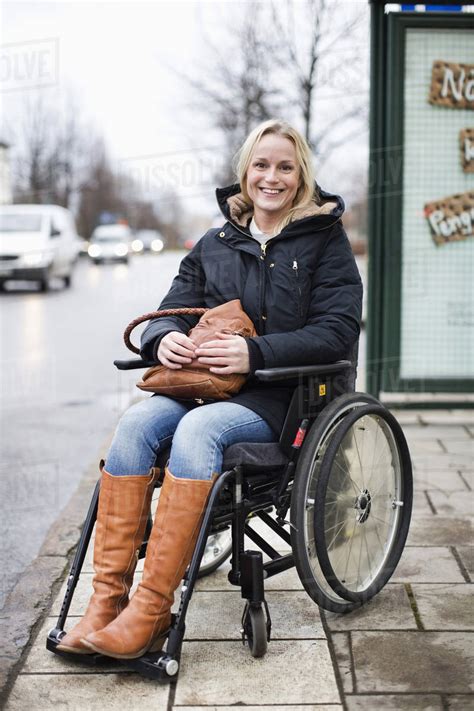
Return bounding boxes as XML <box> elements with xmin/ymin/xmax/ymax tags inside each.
<box><xmin>243</xmin><ymin>604</ymin><xmax>267</xmax><ymax>658</ymax></box>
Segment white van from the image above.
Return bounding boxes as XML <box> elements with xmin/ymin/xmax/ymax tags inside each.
<box><xmin>0</xmin><ymin>204</ymin><xmax>81</xmax><ymax>291</ymax></box>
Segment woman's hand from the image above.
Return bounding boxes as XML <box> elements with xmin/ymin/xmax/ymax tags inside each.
<box><xmin>194</xmin><ymin>333</ymin><xmax>250</xmax><ymax>374</ymax></box>
<box><xmin>158</xmin><ymin>331</ymin><xmax>197</xmax><ymax>369</ymax></box>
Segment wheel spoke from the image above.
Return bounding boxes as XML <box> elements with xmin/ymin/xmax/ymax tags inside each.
<box><xmin>353</xmin><ymin>427</ymin><xmax>365</xmax><ymax>489</ymax></box>
<box><xmin>333</xmin><ymin>457</ymin><xmax>360</xmax><ymax>496</ymax></box>
<box><xmin>326</xmin><ymin>520</ymin><xmax>347</xmax><ymax>551</ymax></box>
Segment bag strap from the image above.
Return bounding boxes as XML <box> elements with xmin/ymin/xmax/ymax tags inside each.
<box><xmin>124</xmin><ymin>307</ymin><xmax>208</xmax><ymax>354</ymax></box>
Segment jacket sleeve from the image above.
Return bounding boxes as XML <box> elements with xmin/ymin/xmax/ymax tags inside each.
<box><xmin>248</xmin><ymin>223</ymin><xmax>363</xmax><ymax>368</ymax></box>
<box><xmin>140</xmin><ymin>238</ymin><xmax>207</xmax><ymax>361</ymax></box>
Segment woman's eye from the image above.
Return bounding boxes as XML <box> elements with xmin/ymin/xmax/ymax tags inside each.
<box><xmin>281</xmin><ymin>165</ymin><xmax>293</xmax><ymax>171</ymax></box>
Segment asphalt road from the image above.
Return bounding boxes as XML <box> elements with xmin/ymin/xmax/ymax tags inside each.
<box><xmin>0</xmin><ymin>252</ymin><xmax>182</xmax><ymax>610</ymax></box>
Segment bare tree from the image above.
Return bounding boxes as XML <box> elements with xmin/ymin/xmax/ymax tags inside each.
<box><xmin>174</xmin><ymin>0</ymin><xmax>368</xmax><ymax>178</ymax></box>
<box><xmin>270</xmin><ymin>0</ymin><xmax>368</xmax><ymax>166</ymax></box>
<box><xmin>173</xmin><ymin>2</ymin><xmax>285</xmax><ymax>183</ymax></box>
<box><xmin>8</xmin><ymin>92</ymin><xmax>92</xmax><ymax>207</ymax></box>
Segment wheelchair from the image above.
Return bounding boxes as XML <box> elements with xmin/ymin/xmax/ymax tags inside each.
<box><xmin>47</xmin><ymin>345</ymin><xmax>413</xmax><ymax>681</ymax></box>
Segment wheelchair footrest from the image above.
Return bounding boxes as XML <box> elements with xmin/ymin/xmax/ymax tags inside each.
<box><xmin>123</xmin><ymin>651</ymin><xmax>180</xmax><ymax>681</ymax></box>
<box><xmin>46</xmin><ymin>628</ymin><xmax>113</xmax><ymax>667</ymax></box>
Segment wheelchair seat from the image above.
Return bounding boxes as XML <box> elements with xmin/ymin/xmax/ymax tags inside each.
<box><xmin>154</xmin><ymin>442</ymin><xmax>289</xmax><ymax>474</ymax></box>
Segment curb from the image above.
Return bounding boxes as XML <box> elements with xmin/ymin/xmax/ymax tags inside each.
<box><xmin>0</xmin><ymin>435</ymin><xmax>113</xmax><ymax>706</ymax></box>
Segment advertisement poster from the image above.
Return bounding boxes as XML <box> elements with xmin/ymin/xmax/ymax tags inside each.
<box><xmin>400</xmin><ymin>29</ymin><xmax>473</xmax><ymax>379</ymax></box>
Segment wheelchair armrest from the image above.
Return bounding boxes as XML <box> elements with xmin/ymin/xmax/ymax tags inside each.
<box><xmin>113</xmin><ymin>358</ymin><xmax>156</xmax><ymax>370</ymax></box>
<box><xmin>254</xmin><ymin>360</ymin><xmax>352</xmax><ymax>382</ymax></box>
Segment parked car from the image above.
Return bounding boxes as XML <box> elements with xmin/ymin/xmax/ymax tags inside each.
<box><xmin>0</xmin><ymin>204</ymin><xmax>81</xmax><ymax>291</ymax></box>
<box><xmin>132</xmin><ymin>229</ymin><xmax>165</xmax><ymax>254</ymax></box>
<box><xmin>88</xmin><ymin>224</ymin><xmax>132</xmax><ymax>264</ymax></box>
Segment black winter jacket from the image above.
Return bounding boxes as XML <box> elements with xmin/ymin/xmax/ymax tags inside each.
<box><xmin>140</xmin><ymin>182</ymin><xmax>363</xmax><ymax>435</ymax></box>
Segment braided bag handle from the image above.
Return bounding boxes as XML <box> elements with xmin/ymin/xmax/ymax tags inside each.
<box><xmin>124</xmin><ymin>307</ymin><xmax>208</xmax><ymax>355</ymax></box>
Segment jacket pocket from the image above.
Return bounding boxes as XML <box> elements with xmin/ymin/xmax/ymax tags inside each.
<box><xmin>269</xmin><ymin>260</ymin><xmax>311</xmax><ymax>327</ymax></box>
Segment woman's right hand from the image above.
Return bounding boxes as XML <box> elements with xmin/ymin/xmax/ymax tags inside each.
<box><xmin>157</xmin><ymin>331</ymin><xmax>197</xmax><ymax>369</ymax></box>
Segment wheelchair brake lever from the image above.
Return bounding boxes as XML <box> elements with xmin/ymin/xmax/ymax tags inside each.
<box><xmin>275</xmin><ymin>515</ymin><xmax>298</xmax><ymax>532</ymax></box>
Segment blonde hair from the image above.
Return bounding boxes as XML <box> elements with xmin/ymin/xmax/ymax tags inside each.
<box><xmin>233</xmin><ymin>119</ymin><xmax>317</xmax><ymax>233</ymax></box>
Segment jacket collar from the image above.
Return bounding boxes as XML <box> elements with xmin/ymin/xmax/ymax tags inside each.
<box><xmin>215</xmin><ymin>181</ymin><xmax>344</xmax><ymax>236</ymax></box>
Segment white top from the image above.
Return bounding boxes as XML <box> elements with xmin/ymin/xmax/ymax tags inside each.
<box><xmin>248</xmin><ymin>216</ymin><xmax>274</xmax><ymax>245</ymax></box>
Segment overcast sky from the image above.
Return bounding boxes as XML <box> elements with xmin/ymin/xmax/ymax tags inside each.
<box><xmin>1</xmin><ymin>0</ymin><xmax>370</xmax><ymax>217</ymax></box>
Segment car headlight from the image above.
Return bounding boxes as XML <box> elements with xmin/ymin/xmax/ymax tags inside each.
<box><xmin>114</xmin><ymin>243</ymin><xmax>128</xmax><ymax>257</ymax></box>
<box><xmin>151</xmin><ymin>239</ymin><xmax>164</xmax><ymax>252</ymax></box>
<box><xmin>131</xmin><ymin>239</ymin><xmax>143</xmax><ymax>253</ymax></box>
<box><xmin>88</xmin><ymin>244</ymin><xmax>102</xmax><ymax>258</ymax></box>
<box><xmin>23</xmin><ymin>250</ymin><xmax>54</xmax><ymax>267</ymax></box>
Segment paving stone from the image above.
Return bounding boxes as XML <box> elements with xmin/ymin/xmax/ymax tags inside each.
<box><xmin>406</xmin><ymin>516</ymin><xmax>472</xmax><ymax>547</ymax></box>
<box><xmin>457</xmin><ymin>546</ymin><xmax>474</xmax><ymax>579</ymax></box>
<box><xmin>174</xmin><ymin>640</ymin><xmax>340</xmax><ymax>705</ymax></box>
<box><xmin>445</xmin><ymin>695</ymin><xmax>474</xmax><ymax>710</ymax></box>
<box><xmin>185</xmin><ymin>590</ymin><xmax>322</xmax><ymax>640</ymax></box>
<box><xmin>460</xmin><ymin>470</ymin><xmax>474</xmax><ymax>489</ymax></box>
<box><xmin>427</xmin><ymin>491</ymin><xmax>474</xmax><ymax>518</ymax></box>
<box><xmin>419</xmin><ymin>411</ymin><xmax>474</xmax><ymax>426</ymax></box>
<box><xmin>406</xmin><ymin>440</ymin><xmax>445</xmax><ymax>455</ymax></box>
<box><xmin>5</xmin><ymin>673</ymin><xmax>170</xmax><ymax>710</ymax></box>
<box><xmin>21</xmin><ymin>616</ymin><xmax>124</xmax><ymax>674</ymax></box>
<box><xmin>345</xmin><ymin>694</ymin><xmax>443</xmax><ymax>710</ymax></box>
<box><xmin>390</xmin><ymin>547</ymin><xmax>465</xmax><ymax>584</ymax></box>
<box><xmin>411</xmin><ymin>453</ymin><xmax>472</xmax><ymax>473</ymax></box>
<box><xmin>325</xmin><ymin>584</ymin><xmax>417</xmax><ymax>631</ymax></box>
<box><xmin>412</xmin><ymin>488</ymin><xmax>436</xmax><ymax>514</ymax></box>
<box><xmin>388</xmin><ymin>410</ymin><xmax>424</xmax><ymax>425</ymax></box>
<box><xmin>442</xmin><ymin>439</ymin><xmax>474</xmax><ymax>455</ymax></box>
<box><xmin>413</xmin><ymin>584</ymin><xmax>474</xmax><ymax>630</ymax></box>
<box><xmin>331</xmin><ymin>632</ymin><xmax>353</xmax><ymax>693</ymax></box>
<box><xmin>412</xmin><ymin>467</ymin><xmax>468</xmax><ymax>492</ymax></box>
<box><xmin>351</xmin><ymin>631</ymin><xmax>474</xmax><ymax>693</ymax></box>
<box><xmin>401</xmin><ymin>426</ymin><xmax>470</xmax><ymax>441</ymax></box>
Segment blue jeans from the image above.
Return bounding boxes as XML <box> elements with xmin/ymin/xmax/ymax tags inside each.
<box><xmin>105</xmin><ymin>395</ymin><xmax>277</xmax><ymax>480</ymax></box>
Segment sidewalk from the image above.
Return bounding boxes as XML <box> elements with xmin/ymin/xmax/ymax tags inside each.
<box><xmin>2</xmin><ymin>409</ymin><xmax>473</xmax><ymax>710</ymax></box>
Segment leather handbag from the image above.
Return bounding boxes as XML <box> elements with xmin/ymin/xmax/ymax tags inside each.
<box><xmin>123</xmin><ymin>299</ymin><xmax>256</xmax><ymax>401</ymax></box>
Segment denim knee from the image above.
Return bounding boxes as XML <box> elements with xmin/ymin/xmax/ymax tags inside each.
<box><xmin>105</xmin><ymin>397</ymin><xmax>188</xmax><ymax>476</ymax></box>
<box><xmin>167</xmin><ymin>403</ymin><xmax>276</xmax><ymax>481</ymax></box>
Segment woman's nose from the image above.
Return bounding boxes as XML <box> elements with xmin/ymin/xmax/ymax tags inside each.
<box><xmin>264</xmin><ymin>168</ymin><xmax>278</xmax><ymax>183</ymax></box>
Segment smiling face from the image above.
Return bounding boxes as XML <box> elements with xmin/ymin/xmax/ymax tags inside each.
<box><xmin>245</xmin><ymin>133</ymin><xmax>300</xmax><ymax>232</ymax></box>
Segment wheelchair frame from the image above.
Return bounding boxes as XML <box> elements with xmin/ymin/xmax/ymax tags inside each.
<box><xmin>47</xmin><ymin>355</ymin><xmax>413</xmax><ymax>682</ymax></box>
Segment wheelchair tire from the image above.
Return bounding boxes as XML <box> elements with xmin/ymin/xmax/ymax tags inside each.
<box><xmin>291</xmin><ymin>392</ymin><xmax>381</xmax><ymax>613</ymax></box>
<box><xmin>314</xmin><ymin>404</ymin><xmax>412</xmax><ymax>603</ymax></box>
<box><xmin>243</xmin><ymin>605</ymin><xmax>268</xmax><ymax>658</ymax></box>
<box><xmin>197</xmin><ymin>528</ymin><xmax>232</xmax><ymax>578</ymax></box>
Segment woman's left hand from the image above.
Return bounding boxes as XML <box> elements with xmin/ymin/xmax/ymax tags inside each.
<box><xmin>194</xmin><ymin>333</ymin><xmax>250</xmax><ymax>374</ymax></box>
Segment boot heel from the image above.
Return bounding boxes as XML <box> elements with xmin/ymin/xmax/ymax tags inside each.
<box><xmin>148</xmin><ymin>630</ymin><xmax>169</xmax><ymax>653</ymax></box>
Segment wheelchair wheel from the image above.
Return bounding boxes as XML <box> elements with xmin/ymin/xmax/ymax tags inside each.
<box><xmin>197</xmin><ymin>528</ymin><xmax>232</xmax><ymax>578</ymax></box>
<box><xmin>314</xmin><ymin>404</ymin><xmax>412</xmax><ymax>603</ymax></box>
<box><xmin>291</xmin><ymin>392</ymin><xmax>382</xmax><ymax>613</ymax></box>
<box><xmin>242</xmin><ymin>603</ymin><xmax>268</xmax><ymax>658</ymax></box>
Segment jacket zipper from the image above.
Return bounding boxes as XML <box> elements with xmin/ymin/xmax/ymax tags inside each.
<box><xmin>292</xmin><ymin>259</ymin><xmax>303</xmax><ymax>316</ymax></box>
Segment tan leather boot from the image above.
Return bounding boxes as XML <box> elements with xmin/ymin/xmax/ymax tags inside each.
<box><xmin>81</xmin><ymin>469</ymin><xmax>213</xmax><ymax>659</ymax></box>
<box><xmin>57</xmin><ymin>464</ymin><xmax>156</xmax><ymax>654</ymax></box>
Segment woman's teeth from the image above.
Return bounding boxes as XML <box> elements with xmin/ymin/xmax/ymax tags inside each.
<box><xmin>261</xmin><ymin>188</ymin><xmax>282</xmax><ymax>194</ymax></box>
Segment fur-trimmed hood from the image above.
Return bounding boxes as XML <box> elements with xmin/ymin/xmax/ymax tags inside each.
<box><xmin>215</xmin><ymin>181</ymin><xmax>345</xmax><ymax>236</ymax></box>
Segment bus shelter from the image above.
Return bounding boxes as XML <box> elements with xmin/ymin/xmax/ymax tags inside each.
<box><xmin>367</xmin><ymin>1</ymin><xmax>473</xmax><ymax>405</ymax></box>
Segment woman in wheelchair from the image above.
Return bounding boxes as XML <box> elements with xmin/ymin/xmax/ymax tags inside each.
<box><xmin>57</xmin><ymin>118</ymin><xmax>363</xmax><ymax>660</ymax></box>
